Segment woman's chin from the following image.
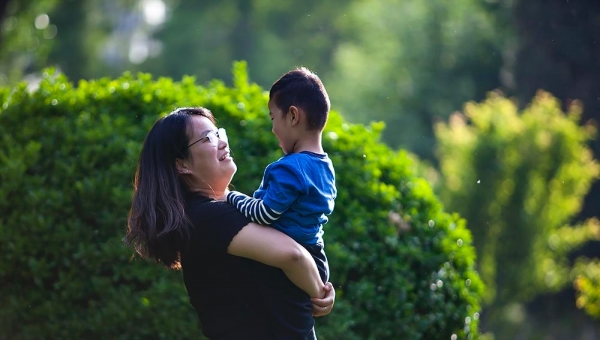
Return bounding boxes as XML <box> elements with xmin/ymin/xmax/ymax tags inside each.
<box><xmin>226</xmin><ymin>161</ymin><xmax>238</xmax><ymax>177</ymax></box>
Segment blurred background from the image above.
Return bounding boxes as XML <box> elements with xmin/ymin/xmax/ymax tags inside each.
<box><xmin>3</xmin><ymin>0</ymin><xmax>599</xmax><ymax>338</ymax></box>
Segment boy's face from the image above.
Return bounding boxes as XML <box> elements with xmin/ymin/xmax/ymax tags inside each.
<box><xmin>268</xmin><ymin>99</ymin><xmax>295</xmax><ymax>154</ymax></box>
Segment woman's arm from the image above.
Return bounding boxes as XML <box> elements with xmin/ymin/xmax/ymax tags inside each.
<box><xmin>228</xmin><ymin>222</ymin><xmax>325</xmax><ymax>298</ymax></box>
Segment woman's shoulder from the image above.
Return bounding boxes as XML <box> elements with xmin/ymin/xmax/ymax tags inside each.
<box><xmin>185</xmin><ymin>194</ymin><xmax>251</xmax><ymax>252</ymax></box>
<box><xmin>187</xmin><ymin>194</ymin><xmax>242</xmax><ymax>222</ymax></box>
<box><xmin>186</xmin><ymin>194</ymin><xmax>250</xmax><ymax>231</ymax></box>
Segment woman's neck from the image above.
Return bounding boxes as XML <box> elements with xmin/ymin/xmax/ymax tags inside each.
<box><xmin>193</xmin><ymin>187</ymin><xmax>226</xmax><ymax>200</ymax></box>
<box><xmin>183</xmin><ymin>176</ymin><xmax>230</xmax><ymax>200</ymax></box>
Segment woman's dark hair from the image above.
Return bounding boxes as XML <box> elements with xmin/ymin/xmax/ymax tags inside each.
<box><xmin>269</xmin><ymin>67</ymin><xmax>331</xmax><ymax>131</ymax></box>
<box><xmin>125</xmin><ymin>107</ymin><xmax>215</xmax><ymax>269</ymax></box>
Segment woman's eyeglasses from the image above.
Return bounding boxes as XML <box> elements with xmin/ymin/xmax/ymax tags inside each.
<box><xmin>186</xmin><ymin>128</ymin><xmax>228</xmax><ymax>148</ymax></box>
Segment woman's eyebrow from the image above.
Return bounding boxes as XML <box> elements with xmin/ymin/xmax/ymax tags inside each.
<box><xmin>195</xmin><ymin>129</ymin><xmax>213</xmax><ymax>138</ymax></box>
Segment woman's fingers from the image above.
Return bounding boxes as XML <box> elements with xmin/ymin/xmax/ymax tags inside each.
<box><xmin>311</xmin><ymin>282</ymin><xmax>335</xmax><ymax>316</ymax></box>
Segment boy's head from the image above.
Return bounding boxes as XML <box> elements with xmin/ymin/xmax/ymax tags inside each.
<box><xmin>269</xmin><ymin>67</ymin><xmax>330</xmax><ymax>131</ymax></box>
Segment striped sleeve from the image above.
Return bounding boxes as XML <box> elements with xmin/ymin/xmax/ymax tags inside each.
<box><xmin>226</xmin><ymin>190</ymin><xmax>283</xmax><ymax>225</ymax></box>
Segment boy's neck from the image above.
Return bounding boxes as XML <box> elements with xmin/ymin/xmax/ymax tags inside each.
<box><xmin>291</xmin><ymin>133</ymin><xmax>324</xmax><ymax>154</ymax></box>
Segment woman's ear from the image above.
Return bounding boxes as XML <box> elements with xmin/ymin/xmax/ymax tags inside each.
<box><xmin>176</xmin><ymin>159</ymin><xmax>191</xmax><ymax>175</ymax></box>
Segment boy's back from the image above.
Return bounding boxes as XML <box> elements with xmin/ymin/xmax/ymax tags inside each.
<box><xmin>255</xmin><ymin>151</ymin><xmax>336</xmax><ymax>245</ymax></box>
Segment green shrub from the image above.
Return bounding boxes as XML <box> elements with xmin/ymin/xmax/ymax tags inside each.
<box><xmin>0</xmin><ymin>62</ymin><xmax>483</xmax><ymax>339</ymax></box>
<box><xmin>434</xmin><ymin>91</ymin><xmax>600</xmax><ymax>336</ymax></box>
<box><xmin>573</xmin><ymin>257</ymin><xmax>600</xmax><ymax>318</ymax></box>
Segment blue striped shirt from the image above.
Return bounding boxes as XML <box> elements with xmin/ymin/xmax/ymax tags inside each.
<box><xmin>227</xmin><ymin>151</ymin><xmax>336</xmax><ymax>245</ymax></box>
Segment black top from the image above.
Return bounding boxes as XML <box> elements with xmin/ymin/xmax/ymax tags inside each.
<box><xmin>181</xmin><ymin>193</ymin><xmax>317</xmax><ymax>340</ymax></box>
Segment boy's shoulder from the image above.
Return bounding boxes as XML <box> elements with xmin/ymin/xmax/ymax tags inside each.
<box><xmin>269</xmin><ymin>152</ymin><xmax>326</xmax><ymax>168</ymax></box>
<box><xmin>269</xmin><ymin>152</ymin><xmax>334</xmax><ymax>175</ymax></box>
<box><xmin>285</xmin><ymin>151</ymin><xmax>329</xmax><ymax>161</ymax></box>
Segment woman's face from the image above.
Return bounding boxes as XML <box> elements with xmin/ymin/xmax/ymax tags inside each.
<box><xmin>183</xmin><ymin>115</ymin><xmax>236</xmax><ymax>195</ymax></box>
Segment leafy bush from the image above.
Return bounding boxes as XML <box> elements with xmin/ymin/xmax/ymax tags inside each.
<box><xmin>0</xmin><ymin>62</ymin><xmax>483</xmax><ymax>339</ymax></box>
<box><xmin>574</xmin><ymin>257</ymin><xmax>600</xmax><ymax>319</ymax></box>
<box><xmin>434</xmin><ymin>91</ymin><xmax>600</xmax><ymax>335</ymax></box>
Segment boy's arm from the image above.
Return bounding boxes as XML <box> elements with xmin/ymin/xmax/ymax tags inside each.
<box><xmin>226</xmin><ymin>191</ymin><xmax>282</xmax><ymax>225</ymax></box>
<box><xmin>227</xmin><ymin>162</ymin><xmax>304</xmax><ymax>225</ymax></box>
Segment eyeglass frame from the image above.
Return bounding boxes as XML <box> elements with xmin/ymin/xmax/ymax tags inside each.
<box><xmin>186</xmin><ymin>128</ymin><xmax>228</xmax><ymax>149</ymax></box>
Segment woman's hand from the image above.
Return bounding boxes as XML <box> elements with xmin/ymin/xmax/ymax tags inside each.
<box><xmin>311</xmin><ymin>282</ymin><xmax>335</xmax><ymax>317</ymax></box>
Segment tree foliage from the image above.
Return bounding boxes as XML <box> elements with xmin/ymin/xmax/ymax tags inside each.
<box><xmin>143</xmin><ymin>0</ymin><xmax>350</xmax><ymax>88</ymax></box>
<box><xmin>324</xmin><ymin>0</ymin><xmax>506</xmax><ymax>158</ymax></box>
<box><xmin>0</xmin><ymin>62</ymin><xmax>483</xmax><ymax>339</ymax></box>
<box><xmin>435</xmin><ymin>91</ymin><xmax>600</xmax><ymax>336</ymax></box>
<box><xmin>508</xmin><ymin>0</ymin><xmax>600</xmax><ymax>224</ymax></box>
<box><xmin>0</xmin><ymin>0</ymin><xmax>59</xmax><ymax>84</ymax></box>
<box><xmin>574</xmin><ymin>258</ymin><xmax>600</xmax><ymax>319</ymax></box>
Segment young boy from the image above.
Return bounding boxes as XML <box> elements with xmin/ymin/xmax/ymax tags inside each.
<box><xmin>226</xmin><ymin>67</ymin><xmax>336</xmax><ymax>283</ymax></box>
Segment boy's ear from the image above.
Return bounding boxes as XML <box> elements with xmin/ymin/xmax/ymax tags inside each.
<box><xmin>288</xmin><ymin>105</ymin><xmax>300</xmax><ymax>127</ymax></box>
<box><xmin>176</xmin><ymin>159</ymin><xmax>191</xmax><ymax>175</ymax></box>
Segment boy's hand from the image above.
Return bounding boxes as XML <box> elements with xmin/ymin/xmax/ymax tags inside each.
<box><xmin>311</xmin><ymin>282</ymin><xmax>335</xmax><ymax>317</ymax></box>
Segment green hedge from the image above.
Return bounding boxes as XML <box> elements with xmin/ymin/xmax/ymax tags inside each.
<box><xmin>0</xmin><ymin>62</ymin><xmax>483</xmax><ymax>339</ymax></box>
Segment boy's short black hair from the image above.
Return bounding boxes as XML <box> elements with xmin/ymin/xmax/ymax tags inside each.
<box><xmin>269</xmin><ymin>67</ymin><xmax>331</xmax><ymax>131</ymax></box>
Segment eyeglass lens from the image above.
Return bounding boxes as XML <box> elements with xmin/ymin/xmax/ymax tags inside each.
<box><xmin>207</xmin><ymin>128</ymin><xmax>228</xmax><ymax>146</ymax></box>
<box><xmin>187</xmin><ymin>128</ymin><xmax>228</xmax><ymax>148</ymax></box>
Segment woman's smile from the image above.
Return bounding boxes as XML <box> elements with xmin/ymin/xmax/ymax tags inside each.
<box><xmin>219</xmin><ymin>151</ymin><xmax>231</xmax><ymax>161</ymax></box>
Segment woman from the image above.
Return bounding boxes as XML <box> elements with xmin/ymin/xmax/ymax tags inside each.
<box><xmin>125</xmin><ymin>107</ymin><xmax>334</xmax><ymax>339</ymax></box>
